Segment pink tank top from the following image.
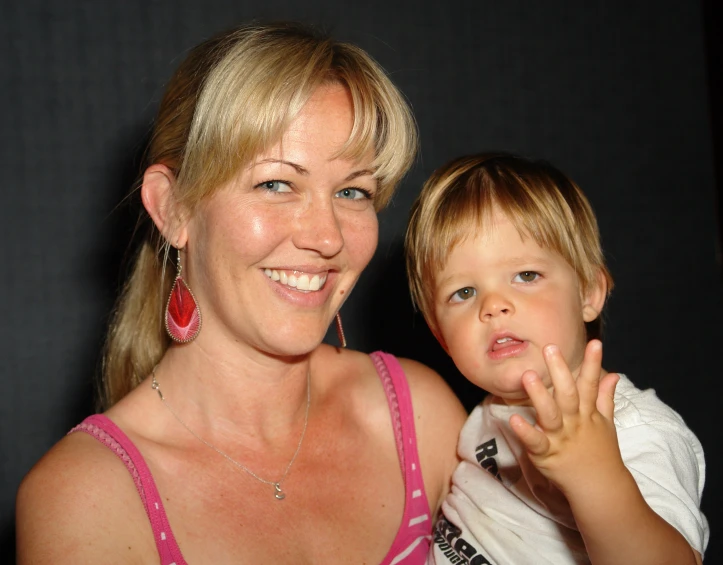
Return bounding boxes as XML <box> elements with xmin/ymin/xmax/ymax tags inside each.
<box><xmin>69</xmin><ymin>352</ymin><xmax>432</xmax><ymax>564</ymax></box>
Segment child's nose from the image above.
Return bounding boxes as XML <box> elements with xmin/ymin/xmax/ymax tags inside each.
<box><xmin>479</xmin><ymin>292</ymin><xmax>514</xmax><ymax>320</ymax></box>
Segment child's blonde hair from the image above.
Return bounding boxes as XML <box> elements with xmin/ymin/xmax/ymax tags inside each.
<box><xmin>101</xmin><ymin>22</ymin><xmax>418</xmax><ymax>408</ymax></box>
<box><xmin>405</xmin><ymin>152</ymin><xmax>613</xmax><ymax>340</ymax></box>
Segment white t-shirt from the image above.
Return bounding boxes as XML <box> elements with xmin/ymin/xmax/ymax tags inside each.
<box><xmin>428</xmin><ymin>375</ymin><xmax>709</xmax><ymax>565</ymax></box>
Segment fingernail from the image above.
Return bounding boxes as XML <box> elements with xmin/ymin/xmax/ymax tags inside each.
<box><xmin>544</xmin><ymin>344</ymin><xmax>558</xmax><ymax>356</ymax></box>
<box><xmin>522</xmin><ymin>371</ymin><xmax>537</xmax><ymax>384</ymax></box>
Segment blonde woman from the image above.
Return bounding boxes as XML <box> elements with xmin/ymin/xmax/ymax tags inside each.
<box><xmin>16</xmin><ymin>23</ymin><xmax>466</xmax><ymax>564</ymax></box>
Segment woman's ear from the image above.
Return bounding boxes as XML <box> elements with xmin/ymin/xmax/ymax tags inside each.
<box><xmin>141</xmin><ymin>164</ymin><xmax>188</xmax><ymax>248</ymax></box>
<box><xmin>582</xmin><ymin>269</ymin><xmax>608</xmax><ymax>323</ymax></box>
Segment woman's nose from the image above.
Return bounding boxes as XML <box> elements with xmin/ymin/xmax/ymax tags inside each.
<box><xmin>292</xmin><ymin>198</ymin><xmax>344</xmax><ymax>257</ymax></box>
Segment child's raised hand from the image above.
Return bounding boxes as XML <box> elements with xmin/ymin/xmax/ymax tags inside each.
<box><xmin>509</xmin><ymin>340</ymin><xmax>625</xmax><ymax>497</ymax></box>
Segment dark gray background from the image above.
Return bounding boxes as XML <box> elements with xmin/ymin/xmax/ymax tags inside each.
<box><xmin>2</xmin><ymin>1</ymin><xmax>720</xmax><ymax>561</ymax></box>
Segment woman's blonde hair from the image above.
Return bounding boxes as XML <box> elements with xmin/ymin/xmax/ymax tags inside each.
<box><xmin>101</xmin><ymin>22</ymin><xmax>418</xmax><ymax>408</ymax></box>
<box><xmin>406</xmin><ymin>152</ymin><xmax>613</xmax><ymax>341</ymax></box>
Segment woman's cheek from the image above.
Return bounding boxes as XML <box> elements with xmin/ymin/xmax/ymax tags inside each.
<box><xmin>347</xmin><ymin>210</ymin><xmax>378</xmax><ymax>266</ymax></box>
<box><xmin>242</xmin><ymin>206</ymin><xmax>291</xmax><ymax>251</ymax></box>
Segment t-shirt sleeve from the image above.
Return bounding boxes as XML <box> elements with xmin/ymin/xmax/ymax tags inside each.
<box><xmin>616</xmin><ymin>404</ymin><xmax>709</xmax><ymax>554</ymax></box>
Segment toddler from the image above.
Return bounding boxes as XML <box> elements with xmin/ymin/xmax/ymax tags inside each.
<box><xmin>405</xmin><ymin>153</ymin><xmax>708</xmax><ymax>564</ymax></box>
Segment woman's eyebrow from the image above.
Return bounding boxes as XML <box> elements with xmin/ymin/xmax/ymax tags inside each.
<box><xmin>255</xmin><ymin>159</ymin><xmax>376</xmax><ymax>183</ymax></box>
<box><xmin>256</xmin><ymin>158</ymin><xmax>310</xmax><ymax>175</ymax></box>
<box><xmin>344</xmin><ymin>168</ymin><xmax>376</xmax><ymax>182</ymax></box>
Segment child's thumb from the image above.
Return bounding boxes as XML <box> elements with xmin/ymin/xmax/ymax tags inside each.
<box><xmin>596</xmin><ymin>372</ymin><xmax>620</xmax><ymax>419</ymax></box>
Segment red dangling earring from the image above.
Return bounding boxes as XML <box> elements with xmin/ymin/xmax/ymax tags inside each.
<box><xmin>165</xmin><ymin>247</ymin><xmax>202</xmax><ymax>343</ymax></box>
<box><xmin>335</xmin><ymin>312</ymin><xmax>347</xmax><ymax>348</ymax></box>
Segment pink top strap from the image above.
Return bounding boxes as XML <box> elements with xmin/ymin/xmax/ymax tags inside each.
<box><xmin>69</xmin><ymin>414</ymin><xmax>187</xmax><ymax>565</ymax></box>
<box><xmin>372</xmin><ymin>352</ymin><xmax>433</xmax><ymax>565</ymax></box>
<box><xmin>70</xmin><ymin>351</ymin><xmax>431</xmax><ymax>565</ymax></box>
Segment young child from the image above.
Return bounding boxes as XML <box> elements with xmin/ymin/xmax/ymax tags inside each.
<box><xmin>405</xmin><ymin>153</ymin><xmax>708</xmax><ymax>564</ymax></box>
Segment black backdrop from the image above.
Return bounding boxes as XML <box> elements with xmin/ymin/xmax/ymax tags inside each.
<box><xmin>2</xmin><ymin>1</ymin><xmax>721</xmax><ymax>561</ymax></box>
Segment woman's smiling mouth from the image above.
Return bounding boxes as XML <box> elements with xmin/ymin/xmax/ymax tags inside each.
<box><xmin>264</xmin><ymin>269</ymin><xmax>328</xmax><ymax>291</ymax></box>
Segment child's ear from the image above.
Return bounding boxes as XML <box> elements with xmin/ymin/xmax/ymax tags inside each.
<box><xmin>141</xmin><ymin>164</ymin><xmax>189</xmax><ymax>248</ymax></box>
<box><xmin>582</xmin><ymin>269</ymin><xmax>607</xmax><ymax>323</ymax></box>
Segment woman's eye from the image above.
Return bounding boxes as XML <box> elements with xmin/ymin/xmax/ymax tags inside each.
<box><xmin>513</xmin><ymin>271</ymin><xmax>540</xmax><ymax>283</ymax></box>
<box><xmin>335</xmin><ymin>187</ymin><xmax>372</xmax><ymax>200</ymax></box>
<box><xmin>256</xmin><ymin>180</ymin><xmax>292</xmax><ymax>192</ymax></box>
<box><xmin>450</xmin><ymin>287</ymin><xmax>476</xmax><ymax>302</ymax></box>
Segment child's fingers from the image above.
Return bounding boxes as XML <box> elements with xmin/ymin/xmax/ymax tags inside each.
<box><xmin>595</xmin><ymin>372</ymin><xmax>619</xmax><ymax>419</ymax></box>
<box><xmin>543</xmin><ymin>344</ymin><xmax>579</xmax><ymax>415</ymax></box>
<box><xmin>521</xmin><ymin>371</ymin><xmax>562</xmax><ymax>431</ymax></box>
<box><xmin>509</xmin><ymin>413</ymin><xmax>551</xmax><ymax>456</ymax></box>
<box><xmin>576</xmin><ymin>339</ymin><xmax>604</xmax><ymax>413</ymax></box>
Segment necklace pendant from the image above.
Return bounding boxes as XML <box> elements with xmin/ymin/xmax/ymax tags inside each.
<box><xmin>273</xmin><ymin>483</ymin><xmax>285</xmax><ymax>500</ymax></box>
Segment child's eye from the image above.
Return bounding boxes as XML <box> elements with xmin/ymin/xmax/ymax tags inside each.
<box><xmin>256</xmin><ymin>180</ymin><xmax>292</xmax><ymax>193</ymax></box>
<box><xmin>335</xmin><ymin>187</ymin><xmax>373</xmax><ymax>200</ymax></box>
<box><xmin>513</xmin><ymin>271</ymin><xmax>540</xmax><ymax>283</ymax></box>
<box><xmin>450</xmin><ymin>287</ymin><xmax>476</xmax><ymax>302</ymax></box>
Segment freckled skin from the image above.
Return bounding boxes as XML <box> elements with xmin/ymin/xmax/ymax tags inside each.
<box><xmin>184</xmin><ymin>85</ymin><xmax>379</xmax><ymax>358</ymax></box>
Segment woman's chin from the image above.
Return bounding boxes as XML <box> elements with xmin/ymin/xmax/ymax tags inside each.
<box><xmin>256</xmin><ymin>329</ymin><xmax>329</xmax><ymax>359</ymax></box>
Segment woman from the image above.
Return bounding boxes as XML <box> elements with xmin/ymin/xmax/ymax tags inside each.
<box><xmin>16</xmin><ymin>23</ymin><xmax>466</xmax><ymax>564</ymax></box>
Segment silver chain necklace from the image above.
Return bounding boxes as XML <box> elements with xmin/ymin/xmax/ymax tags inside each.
<box><xmin>151</xmin><ymin>367</ymin><xmax>311</xmax><ymax>500</ymax></box>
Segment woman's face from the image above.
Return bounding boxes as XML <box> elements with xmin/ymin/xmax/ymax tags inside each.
<box><xmin>185</xmin><ymin>84</ymin><xmax>379</xmax><ymax>357</ymax></box>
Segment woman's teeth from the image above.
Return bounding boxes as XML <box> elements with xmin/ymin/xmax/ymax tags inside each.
<box><xmin>264</xmin><ymin>269</ymin><xmax>327</xmax><ymax>291</ymax></box>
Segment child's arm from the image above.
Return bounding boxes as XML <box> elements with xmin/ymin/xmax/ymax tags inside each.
<box><xmin>509</xmin><ymin>340</ymin><xmax>702</xmax><ymax>565</ymax></box>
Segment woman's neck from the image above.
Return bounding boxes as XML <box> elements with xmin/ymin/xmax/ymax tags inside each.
<box><xmin>153</xmin><ymin>342</ymin><xmax>313</xmax><ymax>445</ymax></box>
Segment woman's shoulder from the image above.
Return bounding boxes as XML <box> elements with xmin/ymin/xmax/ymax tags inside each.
<box><xmin>392</xmin><ymin>356</ymin><xmax>466</xmax><ymax>418</ymax></box>
<box><xmin>16</xmin><ymin>421</ymin><xmax>155</xmax><ymax>563</ymax></box>
<box><xmin>18</xmin><ymin>427</ymin><xmax>135</xmax><ymax>510</ymax></box>
<box><xmin>314</xmin><ymin>345</ymin><xmax>465</xmax><ymax>416</ymax></box>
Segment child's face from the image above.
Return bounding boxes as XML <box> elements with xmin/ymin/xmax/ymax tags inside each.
<box><xmin>433</xmin><ymin>208</ymin><xmax>601</xmax><ymax>403</ymax></box>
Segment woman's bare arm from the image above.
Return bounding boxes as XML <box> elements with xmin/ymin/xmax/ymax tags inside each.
<box><xmin>399</xmin><ymin>357</ymin><xmax>468</xmax><ymax>515</ymax></box>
